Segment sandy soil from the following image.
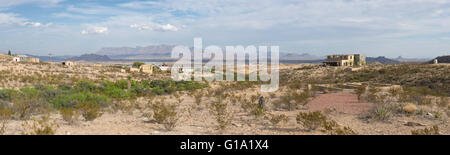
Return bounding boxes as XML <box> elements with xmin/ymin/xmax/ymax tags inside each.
<box><xmin>4</xmin><ymin>92</ymin><xmax>448</xmax><ymax>135</ymax></box>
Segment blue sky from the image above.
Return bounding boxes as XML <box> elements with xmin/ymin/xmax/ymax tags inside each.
<box><xmin>1</xmin><ymin>0</ymin><xmax>450</xmax><ymax>58</ymax></box>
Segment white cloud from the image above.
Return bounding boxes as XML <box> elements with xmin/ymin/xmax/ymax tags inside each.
<box><xmin>81</xmin><ymin>26</ymin><xmax>109</xmax><ymax>35</ymax></box>
<box><xmin>52</xmin><ymin>12</ymin><xmax>90</xmax><ymax>19</ymax></box>
<box><xmin>0</xmin><ymin>13</ymin><xmax>52</xmax><ymax>28</ymax></box>
<box><xmin>130</xmin><ymin>23</ymin><xmax>178</xmax><ymax>32</ymax></box>
<box><xmin>0</xmin><ymin>0</ymin><xmax>63</xmax><ymax>8</ymax></box>
<box><xmin>341</xmin><ymin>18</ymin><xmax>374</xmax><ymax>23</ymax></box>
<box><xmin>22</xmin><ymin>22</ymin><xmax>53</xmax><ymax>27</ymax></box>
<box><xmin>0</xmin><ymin>13</ymin><xmax>26</xmax><ymax>25</ymax></box>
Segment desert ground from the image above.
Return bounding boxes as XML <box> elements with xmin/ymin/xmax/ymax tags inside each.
<box><xmin>0</xmin><ymin>53</ymin><xmax>448</xmax><ymax>135</ymax></box>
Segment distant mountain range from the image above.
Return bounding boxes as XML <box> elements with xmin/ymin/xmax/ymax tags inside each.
<box><xmin>97</xmin><ymin>45</ymin><xmax>175</xmax><ymax>59</ymax></box>
<box><xmin>96</xmin><ymin>45</ymin><xmax>323</xmax><ymax>61</ymax></box>
<box><xmin>33</xmin><ymin>54</ymin><xmax>111</xmax><ymax>62</ymax></box>
<box><xmin>366</xmin><ymin>56</ymin><xmax>401</xmax><ymax>64</ymax></box>
<box><xmin>21</xmin><ymin>45</ymin><xmax>441</xmax><ymax>64</ymax></box>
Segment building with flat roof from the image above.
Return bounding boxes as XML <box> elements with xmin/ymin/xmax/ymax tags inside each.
<box><xmin>324</xmin><ymin>54</ymin><xmax>366</xmax><ymax>67</ymax></box>
<box><xmin>12</xmin><ymin>55</ymin><xmax>40</xmax><ymax>63</ymax></box>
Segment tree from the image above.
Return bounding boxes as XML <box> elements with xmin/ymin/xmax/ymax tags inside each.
<box><xmin>7</xmin><ymin>50</ymin><xmax>11</xmax><ymax>56</ymax></box>
<box><xmin>132</xmin><ymin>62</ymin><xmax>144</xmax><ymax>68</ymax></box>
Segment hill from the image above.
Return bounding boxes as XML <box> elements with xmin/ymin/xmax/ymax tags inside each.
<box><xmin>366</xmin><ymin>56</ymin><xmax>401</xmax><ymax>64</ymax></box>
<box><xmin>69</xmin><ymin>54</ymin><xmax>112</xmax><ymax>62</ymax></box>
<box><xmin>431</xmin><ymin>55</ymin><xmax>450</xmax><ymax>63</ymax></box>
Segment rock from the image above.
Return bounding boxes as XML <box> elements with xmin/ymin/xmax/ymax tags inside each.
<box><xmin>426</xmin><ymin>112</ymin><xmax>433</xmax><ymax>116</ymax></box>
<box><xmin>404</xmin><ymin>122</ymin><xmax>426</xmax><ymax>127</ymax></box>
<box><xmin>403</xmin><ymin>104</ymin><xmax>417</xmax><ymax>113</ymax></box>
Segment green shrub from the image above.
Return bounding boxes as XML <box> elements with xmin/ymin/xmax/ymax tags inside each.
<box><xmin>51</xmin><ymin>91</ymin><xmax>109</xmax><ymax>109</ymax></box>
<box><xmin>74</xmin><ymin>79</ymin><xmax>98</xmax><ymax>92</ymax></box>
<box><xmin>0</xmin><ymin>89</ymin><xmax>18</xmax><ymax>102</ymax></box>
<box><xmin>103</xmin><ymin>85</ymin><xmax>134</xmax><ymax>99</ymax></box>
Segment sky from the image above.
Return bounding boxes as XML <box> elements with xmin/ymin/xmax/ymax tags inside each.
<box><xmin>1</xmin><ymin>0</ymin><xmax>450</xmax><ymax>58</ymax></box>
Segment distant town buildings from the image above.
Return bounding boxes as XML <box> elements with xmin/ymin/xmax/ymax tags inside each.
<box><xmin>62</xmin><ymin>60</ymin><xmax>77</xmax><ymax>66</ymax></box>
<box><xmin>324</xmin><ymin>54</ymin><xmax>366</xmax><ymax>67</ymax></box>
<box><xmin>12</xmin><ymin>55</ymin><xmax>40</xmax><ymax>63</ymax></box>
<box><xmin>139</xmin><ymin>64</ymin><xmax>154</xmax><ymax>74</ymax></box>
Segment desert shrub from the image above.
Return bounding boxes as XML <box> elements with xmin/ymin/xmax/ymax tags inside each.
<box><xmin>241</xmin><ymin>99</ymin><xmax>266</xmax><ymax>118</ymax></box>
<box><xmin>209</xmin><ymin>97</ymin><xmax>232</xmax><ymax>131</ymax></box>
<box><xmin>322</xmin><ymin>120</ymin><xmax>357</xmax><ymax>135</ymax></box>
<box><xmin>274</xmin><ymin>91</ymin><xmax>310</xmax><ymax>111</ymax></box>
<box><xmin>367</xmin><ymin>87</ymin><xmax>380</xmax><ymax>102</ymax></box>
<box><xmin>413</xmin><ymin>95</ymin><xmax>432</xmax><ymax>105</ymax></box>
<box><xmin>76</xmin><ymin>102</ymin><xmax>103</xmax><ymax>121</ymax></box>
<box><xmin>0</xmin><ymin>89</ymin><xmax>18</xmax><ymax>102</ymax></box>
<box><xmin>0</xmin><ymin>109</ymin><xmax>12</xmax><ymax>135</ymax></box>
<box><xmin>368</xmin><ymin>105</ymin><xmax>393</xmax><ymax>121</ymax></box>
<box><xmin>60</xmin><ymin>108</ymin><xmax>79</xmax><ymax>124</ymax></box>
<box><xmin>403</xmin><ymin>104</ymin><xmax>417</xmax><ymax>114</ymax></box>
<box><xmin>102</xmin><ymin>85</ymin><xmax>134</xmax><ymax>99</ymax></box>
<box><xmin>21</xmin><ymin>115</ymin><xmax>59</xmax><ymax>135</ymax></box>
<box><xmin>249</xmin><ymin>105</ymin><xmax>265</xmax><ymax>118</ymax></box>
<box><xmin>355</xmin><ymin>85</ymin><xmax>366</xmax><ymax>101</ymax></box>
<box><xmin>74</xmin><ymin>79</ymin><xmax>98</xmax><ymax>92</ymax></box>
<box><xmin>265</xmin><ymin>113</ymin><xmax>289</xmax><ymax>127</ymax></box>
<box><xmin>434</xmin><ymin>111</ymin><xmax>441</xmax><ymax>119</ymax></box>
<box><xmin>11</xmin><ymin>100</ymin><xmax>33</xmax><ymax>120</ymax></box>
<box><xmin>51</xmin><ymin>91</ymin><xmax>109</xmax><ymax>109</ymax></box>
<box><xmin>150</xmin><ymin>101</ymin><xmax>179</xmax><ymax>131</ymax></box>
<box><xmin>149</xmin><ymin>80</ymin><xmax>207</xmax><ymax>95</ymax></box>
<box><xmin>411</xmin><ymin>125</ymin><xmax>440</xmax><ymax>135</ymax></box>
<box><xmin>388</xmin><ymin>87</ymin><xmax>401</xmax><ymax>97</ymax></box>
<box><xmin>296</xmin><ymin>111</ymin><xmax>327</xmax><ymax>131</ymax></box>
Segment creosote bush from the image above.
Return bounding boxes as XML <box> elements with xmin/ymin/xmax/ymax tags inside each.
<box><xmin>21</xmin><ymin>115</ymin><xmax>59</xmax><ymax>135</ymax></box>
<box><xmin>0</xmin><ymin>109</ymin><xmax>12</xmax><ymax>135</ymax></box>
<box><xmin>265</xmin><ymin>113</ymin><xmax>289</xmax><ymax>127</ymax></box>
<box><xmin>150</xmin><ymin>101</ymin><xmax>179</xmax><ymax>131</ymax></box>
<box><xmin>296</xmin><ymin>111</ymin><xmax>327</xmax><ymax>131</ymax></box>
<box><xmin>60</xmin><ymin>108</ymin><xmax>79</xmax><ymax>124</ymax></box>
<box><xmin>274</xmin><ymin>90</ymin><xmax>310</xmax><ymax>111</ymax></box>
<box><xmin>296</xmin><ymin>111</ymin><xmax>357</xmax><ymax>135</ymax></box>
<box><xmin>411</xmin><ymin>125</ymin><xmax>440</xmax><ymax>135</ymax></box>
<box><xmin>322</xmin><ymin>120</ymin><xmax>357</xmax><ymax>135</ymax></box>
<box><xmin>355</xmin><ymin>84</ymin><xmax>366</xmax><ymax>101</ymax></box>
<box><xmin>209</xmin><ymin>96</ymin><xmax>232</xmax><ymax>131</ymax></box>
<box><xmin>76</xmin><ymin>102</ymin><xmax>103</xmax><ymax>121</ymax></box>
